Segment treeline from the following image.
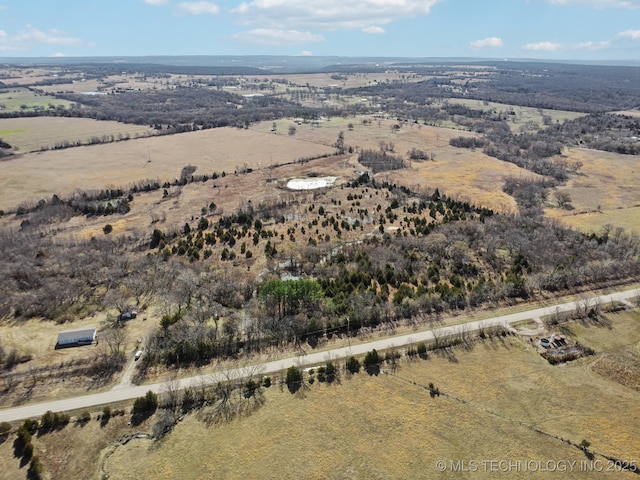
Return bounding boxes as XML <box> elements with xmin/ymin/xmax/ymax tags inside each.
<box><xmin>49</xmin><ymin>87</ymin><xmax>334</xmax><ymax>130</ymax></box>
<box><xmin>358</xmin><ymin>149</ymin><xmax>407</xmax><ymax>173</ymax></box>
<box><xmin>351</xmin><ymin>61</ymin><xmax>640</xmax><ymax>113</ymax></box>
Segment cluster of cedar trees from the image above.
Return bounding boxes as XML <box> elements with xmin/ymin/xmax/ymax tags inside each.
<box><xmin>131</xmin><ymin>175</ymin><xmax>640</xmax><ymax>369</ymax></box>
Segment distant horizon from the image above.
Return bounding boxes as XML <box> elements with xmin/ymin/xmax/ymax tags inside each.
<box><xmin>1</xmin><ymin>1</ymin><xmax>639</xmax><ymax>62</ymax></box>
<box><xmin>1</xmin><ymin>54</ymin><xmax>639</xmax><ymax>70</ymax></box>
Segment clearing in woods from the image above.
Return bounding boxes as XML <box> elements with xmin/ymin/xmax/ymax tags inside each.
<box><xmin>545</xmin><ymin>148</ymin><xmax>640</xmax><ymax>234</ymax></box>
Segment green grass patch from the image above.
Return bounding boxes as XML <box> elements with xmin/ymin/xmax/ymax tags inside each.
<box><xmin>0</xmin><ymin>128</ymin><xmax>27</xmax><ymax>136</ymax></box>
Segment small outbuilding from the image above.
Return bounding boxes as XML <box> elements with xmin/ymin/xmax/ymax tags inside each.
<box><xmin>56</xmin><ymin>327</ymin><xmax>97</xmax><ymax>349</ymax></box>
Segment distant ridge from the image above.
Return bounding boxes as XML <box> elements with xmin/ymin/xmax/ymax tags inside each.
<box><xmin>1</xmin><ymin>55</ymin><xmax>639</xmax><ymax>73</ymax></box>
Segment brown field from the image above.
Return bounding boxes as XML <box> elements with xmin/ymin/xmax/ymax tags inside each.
<box><xmin>0</xmin><ymin>125</ymin><xmax>336</xmax><ymax>212</ymax></box>
<box><xmin>446</xmin><ymin>98</ymin><xmax>585</xmax><ymax>133</ymax></box>
<box><xmin>0</xmin><ymin>117</ymin><xmax>524</xmax><ymax>214</ymax></box>
<box><xmin>0</xmin><ymin>116</ymin><xmax>154</xmax><ymax>153</ymax></box>
<box><xmin>1</xmin><ymin>310</ymin><xmax>638</xmax><ymax>479</ymax></box>
<box><xmin>545</xmin><ymin>148</ymin><xmax>640</xmax><ymax>234</ymax></box>
<box><xmin>95</xmin><ymin>311</ymin><xmax>639</xmax><ymax>480</ymax></box>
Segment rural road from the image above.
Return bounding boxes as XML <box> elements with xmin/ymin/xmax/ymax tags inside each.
<box><xmin>1</xmin><ymin>288</ymin><xmax>637</xmax><ymax>423</ymax></box>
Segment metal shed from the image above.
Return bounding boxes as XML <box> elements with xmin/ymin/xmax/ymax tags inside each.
<box><xmin>56</xmin><ymin>327</ymin><xmax>97</xmax><ymax>348</ymax></box>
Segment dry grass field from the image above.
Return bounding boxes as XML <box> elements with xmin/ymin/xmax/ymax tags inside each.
<box><xmin>1</xmin><ymin>310</ymin><xmax>638</xmax><ymax>479</ymax></box>
<box><xmin>0</xmin><ymin>125</ymin><xmax>335</xmax><ymax>212</ymax></box>
<box><xmin>445</xmin><ymin>98</ymin><xmax>585</xmax><ymax>133</ymax></box>
<box><xmin>0</xmin><ymin>116</ymin><xmax>154</xmax><ymax>153</ymax></box>
<box><xmin>0</xmin><ymin>117</ymin><xmax>524</xmax><ymax>215</ymax></box>
<box><xmin>93</xmin><ymin>311</ymin><xmax>640</xmax><ymax>480</ymax></box>
<box><xmin>0</xmin><ymin>87</ymin><xmax>74</xmax><ymax>114</ymax></box>
<box><xmin>545</xmin><ymin>148</ymin><xmax>640</xmax><ymax>234</ymax></box>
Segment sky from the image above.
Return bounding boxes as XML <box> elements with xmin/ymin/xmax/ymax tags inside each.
<box><xmin>0</xmin><ymin>0</ymin><xmax>639</xmax><ymax>61</ymax></box>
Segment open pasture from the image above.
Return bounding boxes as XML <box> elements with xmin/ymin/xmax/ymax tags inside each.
<box><xmin>0</xmin><ymin>125</ymin><xmax>336</xmax><ymax>212</ymax></box>
<box><xmin>444</xmin><ymin>98</ymin><xmax>585</xmax><ymax>133</ymax></box>
<box><xmin>0</xmin><ymin>117</ymin><xmax>526</xmax><ymax>214</ymax></box>
<box><xmin>0</xmin><ymin>87</ymin><xmax>73</xmax><ymax>113</ymax></box>
<box><xmin>100</xmin><ymin>331</ymin><xmax>639</xmax><ymax>480</ymax></box>
<box><xmin>271</xmin><ymin>116</ymin><xmax>523</xmax><ymax>211</ymax></box>
<box><xmin>0</xmin><ymin>116</ymin><xmax>154</xmax><ymax>153</ymax></box>
<box><xmin>545</xmin><ymin>148</ymin><xmax>640</xmax><ymax>234</ymax></box>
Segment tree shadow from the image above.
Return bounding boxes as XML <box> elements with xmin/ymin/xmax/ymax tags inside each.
<box><xmin>287</xmin><ymin>380</ymin><xmax>302</xmax><ymax>394</ymax></box>
<box><xmin>365</xmin><ymin>365</ymin><xmax>380</xmax><ymax>376</ymax></box>
<box><xmin>131</xmin><ymin>410</ymin><xmax>154</xmax><ymax>427</ymax></box>
<box><xmin>434</xmin><ymin>347</ymin><xmax>459</xmax><ymax>363</ymax></box>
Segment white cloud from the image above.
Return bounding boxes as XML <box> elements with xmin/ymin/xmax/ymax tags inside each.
<box><xmin>144</xmin><ymin>0</ymin><xmax>169</xmax><ymax>5</ymax></box>
<box><xmin>616</xmin><ymin>28</ymin><xmax>640</xmax><ymax>39</ymax></box>
<box><xmin>177</xmin><ymin>2</ymin><xmax>220</xmax><ymax>14</ymax></box>
<box><xmin>0</xmin><ymin>25</ymin><xmax>90</xmax><ymax>52</ymax></box>
<box><xmin>576</xmin><ymin>40</ymin><xmax>611</xmax><ymax>50</ymax></box>
<box><xmin>523</xmin><ymin>41</ymin><xmax>563</xmax><ymax>51</ymax></box>
<box><xmin>546</xmin><ymin>0</ymin><xmax>640</xmax><ymax>8</ymax></box>
<box><xmin>232</xmin><ymin>0</ymin><xmax>441</xmax><ymax>30</ymax></box>
<box><xmin>232</xmin><ymin>28</ymin><xmax>325</xmax><ymax>45</ymax></box>
<box><xmin>470</xmin><ymin>37</ymin><xmax>503</xmax><ymax>49</ymax></box>
<box><xmin>297</xmin><ymin>50</ymin><xmax>313</xmax><ymax>56</ymax></box>
<box><xmin>362</xmin><ymin>26</ymin><xmax>386</xmax><ymax>34</ymax></box>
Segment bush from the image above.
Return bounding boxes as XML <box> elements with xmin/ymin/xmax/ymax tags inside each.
<box><xmin>103</xmin><ymin>224</ymin><xmax>113</xmax><ymax>234</ymax></box>
<box><xmin>262</xmin><ymin>376</ymin><xmax>272</xmax><ymax>388</ymax></box>
<box><xmin>15</xmin><ymin>426</ymin><xmax>32</xmax><ymax>455</ymax></box>
<box><xmin>78</xmin><ymin>411</ymin><xmax>91</xmax><ymax>423</ymax></box>
<box><xmin>285</xmin><ymin>366</ymin><xmax>303</xmax><ymax>393</ymax></box>
<box><xmin>416</xmin><ymin>342</ymin><xmax>428</xmax><ymax>359</ymax></box>
<box><xmin>133</xmin><ymin>390</ymin><xmax>158</xmax><ymax>414</ymax></box>
<box><xmin>345</xmin><ymin>356</ymin><xmax>360</xmax><ymax>374</ymax></box>
<box><xmin>428</xmin><ymin>382</ymin><xmax>440</xmax><ymax>398</ymax></box>
<box><xmin>27</xmin><ymin>455</ymin><xmax>44</xmax><ymax>480</ymax></box>
<box><xmin>0</xmin><ymin>421</ymin><xmax>12</xmax><ymax>435</ymax></box>
<box><xmin>101</xmin><ymin>405</ymin><xmax>112</xmax><ymax>426</ymax></box>
<box><xmin>363</xmin><ymin>349</ymin><xmax>381</xmax><ymax>375</ymax></box>
<box><xmin>23</xmin><ymin>441</ymin><xmax>34</xmax><ymax>460</ymax></box>
<box><xmin>23</xmin><ymin>418</ymin><xmax>38</xmax><ymax>434</ymax></box>
<box><xmin>325</xmin><ymin>361</ymin><xmax>337</xmax><ymax>383</ymax></box>
<box><xmin>243</xmin><ymin>379</ymin><xmax>259</xmax><ymax>398</ymax></box>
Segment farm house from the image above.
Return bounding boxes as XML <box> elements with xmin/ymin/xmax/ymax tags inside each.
<box><xmin>55</xmin><ymin>327</ymin><xmax>97</xmax><ymax>348</ymax></box>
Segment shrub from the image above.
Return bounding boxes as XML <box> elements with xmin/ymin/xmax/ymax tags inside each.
<box><xmin>285</xmin><ymin>366</ymin><xmax>303</xmax><ymax>393</ymax></box>
<box><xmin>363</xmin><ymin>349</ymin><xmax>381</xmax><ymax>375</ymax></box>
<box><xmin>0</xmin><ymin>421</ymin><xmax>11</xmax><ymax>435</ymax></box>
<box><xmin>416</xmin><ymin>342</ymin><xmax>428</xmax><ymax>359</ymax></box>
<box><xmin>325</xmin><ymin>361</ymin><xmax>337</xmax><ymax>383</ymax></box>
<box><xmin>27</xmin><ymin>456</ymin><xmax>44</xmax><ymax>480</ymax></box>
<box><xmin>16</xmin><ymin>425</ymin><xmax>32</xmax><ymax>449</ymax></box>
<box><xmin>133</xmin><ymin>390</ymin><xmax>158</xmax><ymax>414</ymax></box>
<box><xmin>262</xmin><ymin>376</ymin><xmax>272</xmax><ymax>388</ymax></box>
<box><xmin>345</xmin><ymin>356</ymin><xmax>360</xmax><ymax>374</ymax></box>
<box><xmin>103</xmin><ymin>224</ymin><xmax>113</xmax><ymax>234</ymax></box>
<box><xmin>22</xmin><ymin>418</ymin><xmax>38</xmax><ymax>434</ymax></box>
<box><xmin>23</xmin><ymin>441</ymin><xmax>34</xmax><ymax>461</ymax></box>
<box><xmin>243</xmin><ymin>379</ymin><xmax>259</xmax><ymax>398</ymax></box>
<box><xmin>428</xmin><ymin>382</ymin><xmax>440</xmax><ymax>398</ymax></box>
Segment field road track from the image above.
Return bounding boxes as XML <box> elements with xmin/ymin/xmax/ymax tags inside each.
<box><xmin>1</xmin><ymin>288</ymin><xmax>638</xmax><ymax>423</ymax></box>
